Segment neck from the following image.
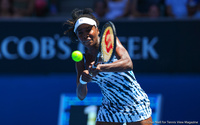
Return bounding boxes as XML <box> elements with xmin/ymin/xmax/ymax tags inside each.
<box><xmin>88</xmin><ymin>47</ymin><xmax>98</xmax><ymax>57</ymax></box>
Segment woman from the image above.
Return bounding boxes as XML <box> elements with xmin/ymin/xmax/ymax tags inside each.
<box><xmin>12</xmin><ymin>0</ymin><xmax>35</xmax><ymax>17</ymax></box>
<box><xmin>0</xmin><ymin>0</ymin><xmax>13</xmax><ymax>17</ymax></box>
<box><xmin>93</xmin><ymin>0</ymin><xmax>108</xmax><ymax>20</ymax></box>
<box><xmin>65</xmin><ymin>8</ymin><xmax>152</xmax><ymax>125</ymax></box>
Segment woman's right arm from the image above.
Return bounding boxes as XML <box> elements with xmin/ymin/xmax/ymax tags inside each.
<box><xmin>75</xmin><ymin>60</ymin><xmax>92</xmax><ymax>100</ymax></box>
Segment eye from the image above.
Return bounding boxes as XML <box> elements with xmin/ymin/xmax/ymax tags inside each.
<box><xmin>86</xmin><ymin>29</ymin><xmax>90</xmax><ymax>32</ymax></box>
<box><xmin>86</xmin><ymin>26</ymin><xmax>93</xmax><ymax>32</ymax></box>
<box><xmin>77</xmin><ymin>31</ymin><xmax>83</xmax><ymax>35</ymax></box>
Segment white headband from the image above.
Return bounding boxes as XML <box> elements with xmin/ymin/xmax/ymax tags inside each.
<box><xmin>74</xmin><ymin>17</ymin><xmax>97</xmax><ymax>33</ymax></box>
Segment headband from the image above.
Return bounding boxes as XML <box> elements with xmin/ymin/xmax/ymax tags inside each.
<box><xmin>74</xmin><ymin>17</ymin><xmax>97</xmax><ymax>33</ymax></box>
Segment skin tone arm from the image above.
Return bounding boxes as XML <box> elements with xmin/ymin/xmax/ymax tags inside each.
<box><xmin>76</xmin><ymin>37</ymin><xmax>133</xmax><ymax>100</ymax></box>
<box><xmin>90</xmin><ymin>37</ymin><xmax>133</xmax><ymax>76</ymax></box>
<box><xmin>75</xmin><ymin>24</ymin><xmax>132</xmax><ymax>100</ymax></box>
<box><xmin>75</xmin><ymin>58</ymin><xmax>92</xmax><ymax>100</ymax></box>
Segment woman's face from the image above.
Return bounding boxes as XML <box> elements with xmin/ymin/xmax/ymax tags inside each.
<box><xmin>76</xmin><ymin>24</ymin><xmax>99</xmax><ymax>48</ymax></box>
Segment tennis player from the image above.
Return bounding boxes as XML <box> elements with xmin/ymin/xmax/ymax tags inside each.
<box><xmin>65</xmin><ymin>8</ymin><xmax>152</xmax><ymax>125</ymax></box>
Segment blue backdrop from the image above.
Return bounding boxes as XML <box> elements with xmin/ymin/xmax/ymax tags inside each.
<box><xmin>0</xmin><ymin>73</ymin><xmax>199</xmax><ymax>125</ymax></box>
<box><xmin>0</xmin><ymin>19</ymin><xmax>200</xmax><ymax>125</ymax></box>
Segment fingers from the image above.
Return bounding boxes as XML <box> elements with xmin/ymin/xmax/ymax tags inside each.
<box><xmin>88</xmin><ymin>61</ymin><xmax>95</xmax><ymax>76</ymax></box>
<box><xmin>91</xmin><ymin>61</ymin><xmax>95</xmax><ymax>65</ymax></box>
<box><xmin>89</xmin><ymin>66</ymin><xmax>101</xmax><ymax>77</ymax></box>
<box><xmin>82</xmin><ymin>61</ymin><xmax>99</xmax><ymax>79</ymax></box>
<box><xmin>81</xmin><ymin>70</ymin><xmax>92</xmax><ymax>82</ymax></box>
<box><xmin>88</xmin><ymin>61</ymin><xmax>95</xmax><ymax>69</ymax></box>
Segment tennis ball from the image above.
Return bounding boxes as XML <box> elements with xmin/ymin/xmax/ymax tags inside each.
<box><xmin>71</xmin><ymin>50</ymin><xmax>83</xmax><ymax>62</ymax></box>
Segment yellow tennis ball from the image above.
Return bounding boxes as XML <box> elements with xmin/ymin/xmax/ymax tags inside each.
<box><xmin>71</xmin><ymin>50</ymin><xmax>83</xmax><ymax>62</ymax></box>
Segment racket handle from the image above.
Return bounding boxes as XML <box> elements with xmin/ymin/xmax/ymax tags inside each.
<box><xmin>92</xmin><ymin>64</ymin><xmax>97</xmax><ymax>68</ymax></box>
<box><xmin>93</xmin><ymin>52</ymin><xmax>101</xmax><ymax>68</ymax></box>
<box><xmin>90</xmin><ymin>62</ymin><xmax>97</xmax><ymax>76</ymax></box>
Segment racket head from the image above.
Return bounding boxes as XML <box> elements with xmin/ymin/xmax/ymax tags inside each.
<box><xmin>99</xmin><ymin>21</ymin><xmax>116</xmax><ymax>63</ymax></box>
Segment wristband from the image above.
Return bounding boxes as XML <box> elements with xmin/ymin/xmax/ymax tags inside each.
<box><xmin>79</xmin><ymin>75</ymin><xmax>87</xmax><ymax>84</ymax></box>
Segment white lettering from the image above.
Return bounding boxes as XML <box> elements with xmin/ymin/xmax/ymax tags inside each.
<box><xmin>40</xmin><ymin>37</ymin><xmax>55</xmax><ymax>59</ymax></box>
<box><xmin>57</xmin><ymin>36</ymin><xmax>71</xmax><ymax>59</ymax></box>
<box><xmin>18</xmin><ymin>37</ymin><xmax>39</xmax><ymax>60</ymax></box>
<box><xmin>128</xmin><ymin>37</ymin><xmax>141</xmax><ymax>59</ymax></box>
<box><xmin>0</xmin><ymin>35</ymin><xmax>159</xmax><ymax>60</ymax></box>
<box><xmin>167</xmin><ymin>121</ymin><xmax>176</xmax><ymax>124</ymax></box>
<box><xmin>142</xmin><ymin>37</ymin><xmax>159</xmax><ymax>59</ymax></box>
<box><xmin>1</xmin><ymin>36</ymin><xmax>18</xmax><ymax>60</ymax></box>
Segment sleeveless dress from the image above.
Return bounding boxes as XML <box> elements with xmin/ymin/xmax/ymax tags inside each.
<box><xmin>84</xmin><ymin>55</ymin><xmax>152</xmax><ymax>123</ymax></box>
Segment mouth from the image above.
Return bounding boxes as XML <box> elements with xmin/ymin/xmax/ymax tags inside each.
<box><xmin>82</xmin><ymin>39</ymin><xmax>92</xmax><ymax>45</ymax></box>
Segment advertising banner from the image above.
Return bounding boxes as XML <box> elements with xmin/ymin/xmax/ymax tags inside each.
<box><xmin>0</xmin><ymin>20</ymin><xmax>199</xmax><ymax>73</ymax></box>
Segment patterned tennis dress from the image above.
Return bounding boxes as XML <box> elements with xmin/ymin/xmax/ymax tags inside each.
<box><xmin>84</xmin><ymin>55</ymin><xmax>152</xmax><ymax>123</ymax></box>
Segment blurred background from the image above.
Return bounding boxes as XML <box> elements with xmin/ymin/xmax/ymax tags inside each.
<box><xmin>0</xmin><ymin>0</ymin><xmax>200</xmax><ymax>125</ymax></box>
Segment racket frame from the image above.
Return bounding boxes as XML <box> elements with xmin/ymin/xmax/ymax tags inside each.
<box><xmin>93</xmin><ymin>21</ymin><xmax>117</xmax><ymax>68</ymax></box>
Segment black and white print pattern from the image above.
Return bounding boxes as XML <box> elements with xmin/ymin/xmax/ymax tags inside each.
<box><xmin>84</xmin><ymin>55</ymin><xmax>152</xmax><ymax>123</ymax></box>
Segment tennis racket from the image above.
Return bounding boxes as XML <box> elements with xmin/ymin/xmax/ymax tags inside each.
<box><xmin>93</xmin><ymin>21</ymin><xmax>117</xmax><ymax>68</ymax></box>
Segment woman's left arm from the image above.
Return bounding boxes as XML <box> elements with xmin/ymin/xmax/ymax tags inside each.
<box><xmin>90</xmin><ymin>37</ymin><xmax>133</xmax><ymax>75</ymax></box>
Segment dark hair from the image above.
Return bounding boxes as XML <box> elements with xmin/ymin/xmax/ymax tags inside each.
<box><xmin>64</xmin><ymin>8</ymin><xmax>99</xmax><ymax>42</ymax></box>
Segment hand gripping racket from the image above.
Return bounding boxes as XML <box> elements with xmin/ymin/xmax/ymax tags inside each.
<box><xmin>93</xmin><ymin>21</ymin><xmax>117</xmax><ymax>68</ymax></box>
